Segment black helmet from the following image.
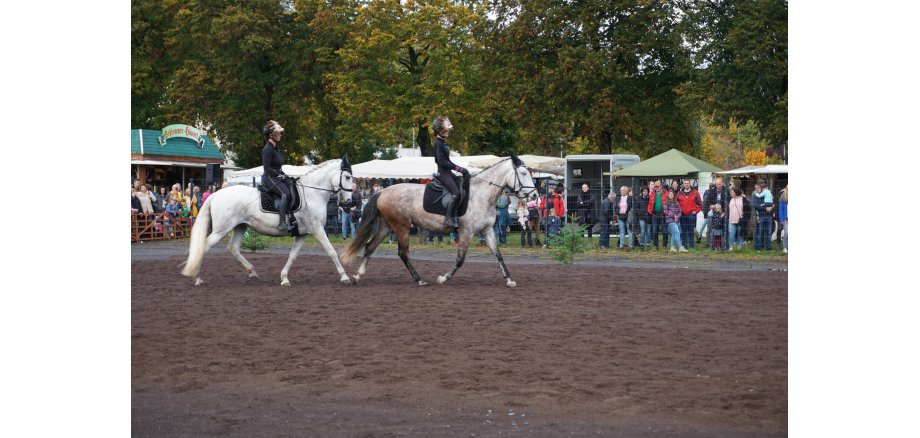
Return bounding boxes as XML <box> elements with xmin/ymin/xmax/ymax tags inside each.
<box><xmin>432</xmin><ymin>115</ymin><xmax>453</xmax><ymax>136</ymax></box>
<box><xmin>262</xmin><ymin>120</ymin><xmax>285</xmax><ymax>140</ymax></box>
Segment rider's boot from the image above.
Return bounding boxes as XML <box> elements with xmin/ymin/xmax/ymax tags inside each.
<box><xmin>443</xmin><ymin>197</ymin><xmax>459</xmax><ymax>228</ymax></box>
<box><xmin>277</xmin><ymin>194</ymin><xmax>292</xmax><ymax>231</ymax></box>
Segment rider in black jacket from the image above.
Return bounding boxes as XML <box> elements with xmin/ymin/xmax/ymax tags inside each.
<box><xmin>261</xmin><ymin>120</ymin><xmax>292</xmax><ymax>231</ymax></box>
<box><xmin>433</xmin><ymin>115</ymin><xmax>469</xmax><ymax>228</ymax></box>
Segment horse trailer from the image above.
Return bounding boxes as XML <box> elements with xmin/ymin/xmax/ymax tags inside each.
<box><xmin>563</xmin><ymin>154</ymin><xmax>641</xmax><ymax>223</ymax></box>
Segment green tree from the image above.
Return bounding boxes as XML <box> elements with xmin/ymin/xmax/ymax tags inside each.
<box><xmin>132</xmin><ymin>0</ymin><xmax>358</xmax><ymax>168</ymax></box>
<box><xmin>679</xmin><ymin>0</ymin><xmax>788</xmax><ymax>149</ymax></box>
<box><xmin>484</xmin><ymin>0</ymin><xmax>695</xmax><ymax>157</ymax></box>
<box><xmin>328</xmin><ymin>0</ymin><xmax>490</xmax><ymax>157</ymax></box>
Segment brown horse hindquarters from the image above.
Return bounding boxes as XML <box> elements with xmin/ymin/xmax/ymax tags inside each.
<box><xmin>377</xmin><ymin>185</ymin><xmax>456</xmax><ymax>234</ymax></box>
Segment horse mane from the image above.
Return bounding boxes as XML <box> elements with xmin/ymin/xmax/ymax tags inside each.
<box><xmin>474</xmin><ymin>157</ymin><xmax>513</xmax><ymax>174</ymax></box>
<box><xmin>299</xmin><ymin>159</ymin><xmax>340</xmax><ymax>178</ymax></box>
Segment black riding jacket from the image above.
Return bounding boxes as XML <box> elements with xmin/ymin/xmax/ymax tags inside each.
<box><xmin>261</xmin><ymin>140</ymin><xmax>291</xmax><ymax>198</ymax></box>
<box><xmin>434</xmin><ymin>137</ymin><xmax>462</xmax><ymax>174</ymax></box>
<box><xmin>262</xmin><ymin>141</ymin><xmax>285</xmax><ymax>179</ymax></box>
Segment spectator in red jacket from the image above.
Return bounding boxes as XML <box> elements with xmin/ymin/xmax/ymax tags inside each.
<box><xmin>541</xmin><ymin>186</ymin><xmax>565</xmax><ymax>248</ymax></box>
<box><xmin>646</xmin><ymin>180</ymin><xmax>669</xmax><ymax>250</ymax></box>
<box><xmin>541</xmin><ymin>185</ymin><xmax>565</xmax><ymax>222</ymax></box>
<box><xmin>676</xmin><ymin>179</ymin><xmax>703</xmax><ymax>249</ymax></box>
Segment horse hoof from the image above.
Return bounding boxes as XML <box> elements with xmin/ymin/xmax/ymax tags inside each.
<box><xmin>418</xmin><ymin>280</ymin><xmax>428</xmax><ymax>286</ymax></box>
<box><xmin>194</xmin><ymin>278</ymin><xmax>204</xmax><ymax>286</ymax></box>
<box><xmin>340</xmin><ymin>276</ymin><xmax>352</xmax><ymax>285</ymax></box>
<box><xmin>437</xmin><ymin>275</ymin><xmax>447</xmax><ymax>284</ymax></box>
<box><xmin>248</xmin><ymin>271</ymin><xmax>259</xmax><ymax>278</ymax></box>
<box><xmin>281</xmin><ymin>279</ymin><xmax>291</xmax><ymax>286</ymax></box>
<box><xmin>506</xmin><ymin>279</ymin><xmax>517</xmax><ymax>288</ymax></box>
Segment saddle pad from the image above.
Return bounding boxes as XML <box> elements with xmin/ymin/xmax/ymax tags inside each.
<box><xmin>259</xmin><ymin>186</ymin><xmax>302</xmax><ymax>214</ymax></box>
<box><xmin>423</xmin><ymin>175</ymin><xmax>470</xmax><ymax>217</ymax></box>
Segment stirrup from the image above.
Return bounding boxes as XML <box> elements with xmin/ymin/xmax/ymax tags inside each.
<box><xmin>443</xmin><ymin>216</ymin><xmax>458</xmax><ymax>228</ymax></box>
<box><xmin>277</xmin><ymin>218</ymin><xmax>292</xmax><ymax>231</ymax></box>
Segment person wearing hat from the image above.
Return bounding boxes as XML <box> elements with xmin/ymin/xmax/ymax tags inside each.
<box><xmin>262</xmin><ymin>120</ymin><xmax>293</xmax><ymax>231</ymax></box>
<box><xmin>432</xmin><ymin>115</ymin><xmax>469</xmax><ymax>228</ymax></box>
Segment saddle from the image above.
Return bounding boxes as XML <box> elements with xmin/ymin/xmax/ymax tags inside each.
<box><xmin>423</xmin><ymin>173</ymin><xmax>471</xmax><ymax>217</ymax></box>
<box><xmin>258</xmin><ymin>179</ymin><xmax>303</xmax><ymax>234</ymax></box>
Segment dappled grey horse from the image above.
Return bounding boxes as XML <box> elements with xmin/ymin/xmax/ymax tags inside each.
<box><xmin>340</xmin><ymin>155</ymin><xmax>536</xmax><ymax>287</ymax></box>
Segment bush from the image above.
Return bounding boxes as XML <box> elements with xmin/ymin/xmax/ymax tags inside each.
<box><xmin>240</xmin><ymin>229</ymin><xmax>271</xmax><ymax>252</ymax></box>
<box><xmin>548</xmin><ymin>216</ymin><xmax>589</xmax><ymax>265</ymax></box>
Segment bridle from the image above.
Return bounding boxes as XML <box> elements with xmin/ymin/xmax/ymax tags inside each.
<box><xmin>292</xmin><ymin>168</ymin><xmax>352</xmax><ymax>198</ymax></box>
<box><xmin>295</xmin><ymin>169</ymin><xmax>350</xmax><ymax>194</ymax></box>
<box><xmin>471</xmin><ymin>160</ymin><xmax>536</xmax><ymax>199</ymax></box>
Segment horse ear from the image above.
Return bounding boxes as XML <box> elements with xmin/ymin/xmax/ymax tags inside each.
<box><xmin>341</xmin><ymin>154</ymin><xmax>351</xmax><ymax>171</ymax></box>
<box><xmin>510</xmin><ymin>154</ymin><xmax>524</xmax><ymax>167</ymax></box>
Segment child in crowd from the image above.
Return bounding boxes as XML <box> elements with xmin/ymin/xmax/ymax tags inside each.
<box><xmin>179</xmin><ymin>200</ymin><xmax>191</xmax><ymax>219</ymax></box>
<box><xmin>164</xmin><ymin>197</ymin><xmax>179</xmax><ymax>237</ymax></box>
<box><xmin>710</xmin><ymin>204</ymin><xmax>724</xmax><ymax>250</ymax></box>
<box><xmin>546</xmin><ymin>208</ymin><xmax>562</xmax><ymax>247</ymax></box>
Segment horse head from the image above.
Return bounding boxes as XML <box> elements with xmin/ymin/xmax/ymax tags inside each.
<box><xmin>508</xmin><ymin>154</ymin><xmax>537</xmax><ymax>199</ymax></box>
<box><xmin>334</xmin><ymin>155</ymin><xmax>354</xmax><ymax>204</ymax></box>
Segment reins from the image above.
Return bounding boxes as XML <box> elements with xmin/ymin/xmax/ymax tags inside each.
<box><xmin>470</xmin><ymin>161</ymin><xmax>535</xmax><ymax>199</ymax></box>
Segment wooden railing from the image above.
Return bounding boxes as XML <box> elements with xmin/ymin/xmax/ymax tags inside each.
<box><xmin>131</xmin><ymin>212</ymin><xmax>194</xmax><ymax>242</ymax></box>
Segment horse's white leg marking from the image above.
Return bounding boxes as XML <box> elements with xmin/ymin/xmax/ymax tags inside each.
<box><xmin>280</xmin><ymin>235</ymin><xmax>307</xmax><ymax>286</ymax></box>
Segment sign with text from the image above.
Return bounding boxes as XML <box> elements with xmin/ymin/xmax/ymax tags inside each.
<box><xmin>159</xmin><ymin>124</ymin><xmax>206</xmax><ymax>148</ymax></box>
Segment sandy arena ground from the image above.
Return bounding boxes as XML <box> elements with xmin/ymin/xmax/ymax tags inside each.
<box><xmin>132</xmin><ymin>243</ymin><xmax>786</xmax><ymax>436</ymax></box>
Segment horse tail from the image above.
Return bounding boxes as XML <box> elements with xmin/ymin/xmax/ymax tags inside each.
<box><xmin>341</xmin><ymin>192</ymin><xmax>380</xmax><ymax>265</ymax></box>
<box><xmin>181</xmin><ymin>196</ymin><xmax>212</xmax><ymax>277</ymax></box>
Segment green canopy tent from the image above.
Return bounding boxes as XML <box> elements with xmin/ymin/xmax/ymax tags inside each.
<box><xmin>615</xmin><ymin>149</ymin><xmax>722</xmax><ymax>177</ymax></box>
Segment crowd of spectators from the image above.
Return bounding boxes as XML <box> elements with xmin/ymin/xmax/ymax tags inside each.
<box><xmin>132</xmin><ymin>179</ymin><xmax>221</xmax><ymax>239</ymax></box>
<box><xmin>140</xmin><ymin>174</ymin><xmax>788</xmax><ymax>255</ymax></box>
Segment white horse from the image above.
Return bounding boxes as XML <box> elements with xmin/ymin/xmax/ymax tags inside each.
<box><xmin>181</xmin><ymin>158</ymin><xmax>354</xmax><ymax>286</ymax></box>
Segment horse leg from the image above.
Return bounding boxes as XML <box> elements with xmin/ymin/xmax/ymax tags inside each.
<box><xmin>227</xmin><ymin>224</ymin><xmax>260</xmax><ymax>280</ymax></box>
<box><xmin>279</xmin><ymin>235</ymin><xmax>307</xmax><ymax>286</ymax></box>
<box><xmin>480</xmin><ymin>226</ymin><xmax>517</xmax><ymax>288</ymax></box>
<box><xmin>437</xmin><ymin>227</ymin><xmax>473</xmax><ymax>285</ymax></box>
<box><xmin>395</xmin><ymin>225</ymin><xmax>426</xmax><ymax>286</ymax></box>
<box><xmin>310</xmin><ymin>223</ymin><xmax>352</xmax><ymax>285</ymax></box>
<box><xmin>191</xmin><ymin>224</ymin><xmax>237</xmax><ymax>286</ymax></box>
<box><xmin>354</xmin><ymin>222</ymin><xmax>392</xmax><ymax>284</ymax></box>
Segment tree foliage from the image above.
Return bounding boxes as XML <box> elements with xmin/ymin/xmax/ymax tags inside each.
<box><xmin>131</xmin><ymin>0</ymin><xmax>787</xmax><ymax>167</ymax></box>
<box><xmin>679</xmin><ymin>0</ymin><xmax>788</xmax><ymax>149</ymax></box>
<box><xmin>329</xmin><ymin>0</ymin><xmax>489</xmax><ymax>157</ymax></box>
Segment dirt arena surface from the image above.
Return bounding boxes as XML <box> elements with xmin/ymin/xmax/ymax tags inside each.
<box><xmin>133</xmin><ymin>250</ymin><xmax>787</xmax><ymax>436</ymax></box>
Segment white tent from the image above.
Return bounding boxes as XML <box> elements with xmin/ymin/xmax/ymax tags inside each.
<box><xmin>718</xmin><ymin>164</ymin><xmax>788</xmax><ymax>175</ymax></box>
<box><xmin>223</xmin><ymin>165</ymin><xmax>316</xmax><ymax>185</ymax></box>
<box><xmin>350</xmin><ymin>155</ymin><xmax>500</xmax><ymax>179</ymax></box>
<box><xmin>222</xmin><ymin>154</ymin><xmax>508</xmax><ymax>184</ymax></box>
<box><xmin>469</xmin><ymin>154</ymin><xmax>566</xmax><ymax>176</ymax></box>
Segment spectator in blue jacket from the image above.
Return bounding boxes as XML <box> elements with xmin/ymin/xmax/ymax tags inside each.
<box><xmin>546</xmin><ymin>208</ymin><xmax>562</xmax><ymax>246</ymax></box>
<box><xmin>779</xmin><ymin>186</ymin><xmax>788</xmax><ymax>254</ymax></box>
